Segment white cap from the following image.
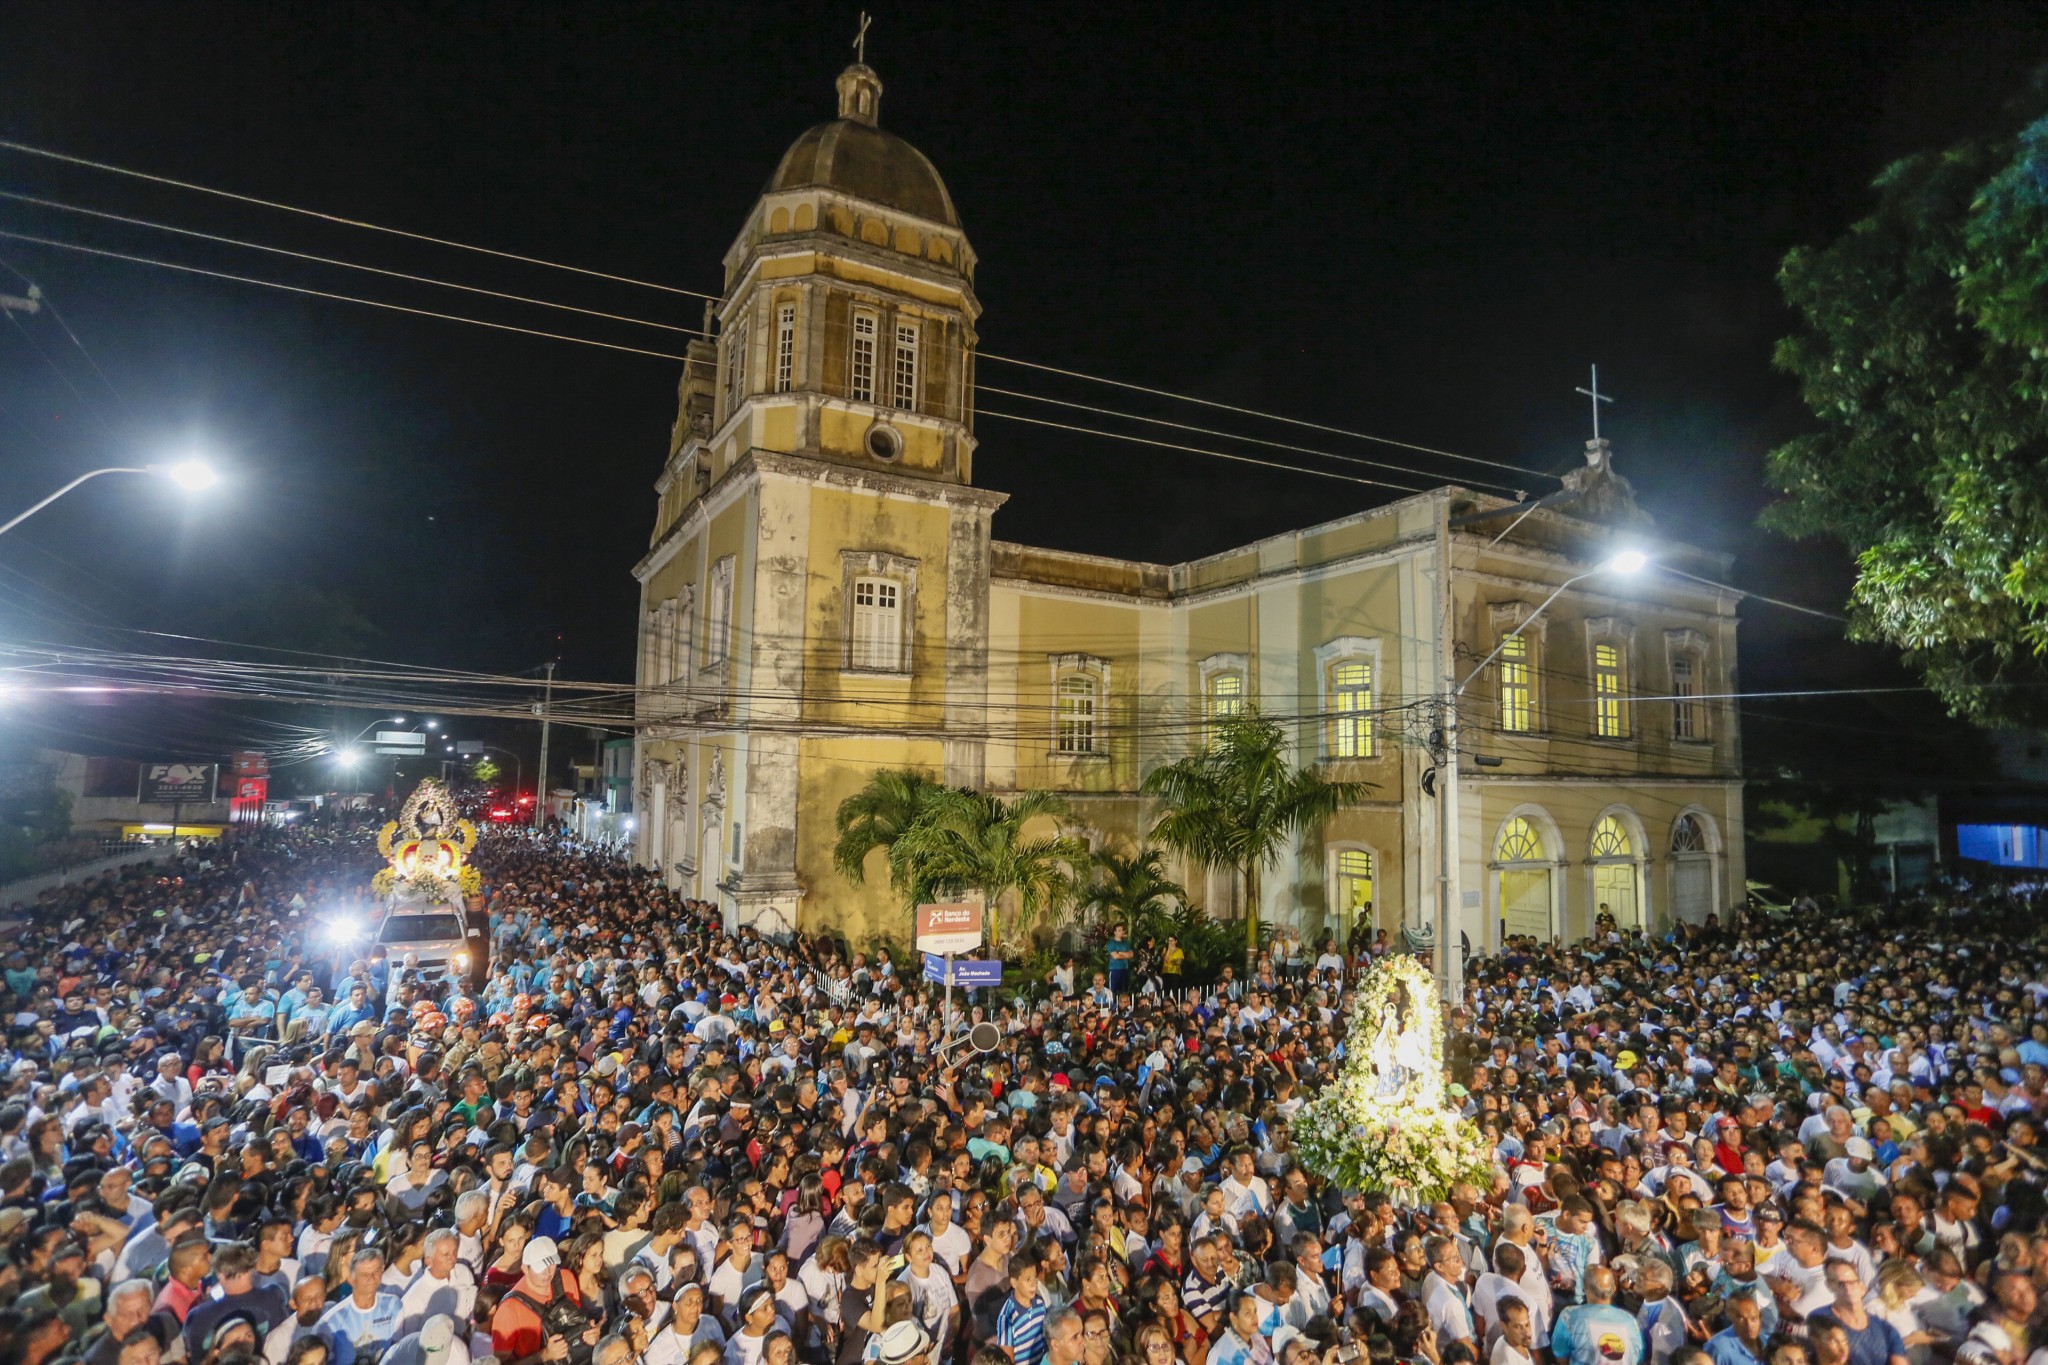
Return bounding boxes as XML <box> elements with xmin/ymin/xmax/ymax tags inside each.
<box><xmin>1846</xmin><ymin>1136</ymin><xmax>1875</xmax><ymax>1161</ymax></box>
<box><xmin>420</xmin><ymin>1318</ymin><xmax>456</xmax><ymax>1354</ymax></box>
<box><xmin>522</xmin><ymin>1236</ymin><xmax>561</xmax><ymax>1272</ymax></box>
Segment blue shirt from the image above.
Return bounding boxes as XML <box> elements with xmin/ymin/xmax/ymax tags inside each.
<box><xmin>317</xmin><ymin>1290</ymin><xmax>405</xmax><ymax>1365</ymax></box>
<box><xmin>1551</xmin><ymin>1303</ymin><xmax>1643</xmax><ymax>1365</ymax></box>
<box><xmin>1809</xmin><ymin>1311</ymin><xmax>1905</xmax><ymax>1365</ymax></box>
<box><xmin>995</xmin><ymin>1291</ymin><xmax>1048</xmax><ymax>1365</ymax></box>
<box><xmin>1705</xmin><ymin>1329</ymin><xmax>1767</xmax><ymax>1365</ymax></box>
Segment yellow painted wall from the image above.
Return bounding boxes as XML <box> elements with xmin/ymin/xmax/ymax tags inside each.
<box><xmin>795</xmin><ymin>734</ymin><xmax>948</xmax><ymax>946</ymax></box>
<box><xmin>1006</xmin><ymin>593</ymin><xmax>1152</xmax><ymax>793</ymax></box>
<box><xmin>800</xmin><ymin>485</ymin><xmax>955</xmax><ymax>727</ymax></box>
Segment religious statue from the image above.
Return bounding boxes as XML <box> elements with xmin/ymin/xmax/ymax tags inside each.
<box><xmin>1367</xmin><ymin>980</ymin><xmax>1435</xmax><ymax>1102</ymax></box>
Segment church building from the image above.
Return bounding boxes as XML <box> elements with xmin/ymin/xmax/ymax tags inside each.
<box><xmin>631</xmin><ymin>61</ymin><xmax>1745</xmax><ymax>952</ymax></box>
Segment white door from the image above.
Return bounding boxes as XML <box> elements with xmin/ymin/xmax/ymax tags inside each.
<box><xmin>1674</xmin><ymin>857</ymin><xmax>1711</xmax><ymax>925</ymax></box>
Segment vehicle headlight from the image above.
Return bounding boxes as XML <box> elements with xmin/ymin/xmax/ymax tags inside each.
<box><xmin>454</xmin><ymin>952</ymin><xmax>470</xmax><ymax>969</ymax></box>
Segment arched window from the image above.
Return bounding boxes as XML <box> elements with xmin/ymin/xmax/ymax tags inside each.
<box><xmin>1590</xmin><ymin>815</ymin><xmax>1632</xmax><ymax>858</ymax></box>
<box><xmin>893</xmin><ymin>321</ymin><xmax>921</xmax><ymax>411</ymax></box>
<box><xmin>774</xmin><ymin>304</ymin><xmax>797</xmax><ymax>392</ymax></box>
<box><xmin>1671</xmin><ymin>815</ymin><xmax>1707</xmax><ymax>852</ymax></box>
<box><xmin>1331</xmin><ymin>660</ymin><xmax>1374</xmax><ymax>757</ymax></box>
<box><xmin>1056</xmin><ymin>673</ymin><xmax>1098</xmax><ymax>754</ymax></box>
<box><xmin>1496</xmin><ymin>817</ymin><xmax>1545</xmax><ymax>862</ymax></box>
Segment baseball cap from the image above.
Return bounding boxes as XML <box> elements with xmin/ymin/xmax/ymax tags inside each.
<box><xmin>1846</xmin><ymin>1136</ymin><xmax>1875</xmax><ymax>1161</ymax></box>
<box><xmin>523</xmin><ymin>1236</ymin><xmax>561</xmax><ymax>1272</ymax></box>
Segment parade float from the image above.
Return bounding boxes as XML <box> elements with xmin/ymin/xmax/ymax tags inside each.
<box><xmin>1293</xmin><ymin>953</ymin><xmax>1495</xmax><ymax>1204</ymax></box>
<box><xmin>373</xmin><ymin>779</ymin><xmax>482</xmax><ymax>907</ymax></box>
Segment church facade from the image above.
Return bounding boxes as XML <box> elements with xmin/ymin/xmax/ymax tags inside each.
<box><xmin>631</xmin><ymin>62</ymin><xmax>1745</xmax><ymax>951</ymax></box>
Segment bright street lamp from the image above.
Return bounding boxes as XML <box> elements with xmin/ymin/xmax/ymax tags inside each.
<box><xmin>335</xmin><ymin>748</ymin><xmax>362</xmax><ymax>767</ymax></box>
<box><xmin>0</xmin><ymin>460</ymin><xmax>221</xmax><ymax>537</ymax></box>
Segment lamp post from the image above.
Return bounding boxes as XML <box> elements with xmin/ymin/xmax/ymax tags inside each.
<box><xmin>0</xmin><ymin>460</ymin><xmax>218</xmax><ymax>537</ymax></box>
<box><xmin>1431</xmin><ymin>547</ymin><xmax>1648</xmax><ymax>1000</ymax></box>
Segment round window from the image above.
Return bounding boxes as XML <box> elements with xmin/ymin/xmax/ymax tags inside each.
<box><xmin>865</xmin><ymin>422</ymin><xmax>903</xmax><ymax>462</ymax></box>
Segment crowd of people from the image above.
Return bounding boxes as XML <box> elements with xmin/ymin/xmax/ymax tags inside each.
<box><xmin>3</xmin><ymin>816</ymin><xmax>2047</xmax><ymax>1365</ymax></box>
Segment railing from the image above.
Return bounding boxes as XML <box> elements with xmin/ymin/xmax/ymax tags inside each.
<box><xmin>0</xmin><ymin>842</ymin><xmax>164</xmax><ymax>907</ymax></box>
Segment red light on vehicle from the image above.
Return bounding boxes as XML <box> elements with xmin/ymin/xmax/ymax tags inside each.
<box><xmin>518</xmin><ymin>795</ymin><xmax>533</xmax><ymax>804</ymax></box>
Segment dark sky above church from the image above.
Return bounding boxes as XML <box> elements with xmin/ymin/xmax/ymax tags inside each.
<box><xmin>1</xmin><ymin>1</ymin><xmax>2043</xmax><ymax>715</ymax></box>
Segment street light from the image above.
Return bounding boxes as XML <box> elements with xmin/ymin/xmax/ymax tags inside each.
<box><xmin>1433</xmin><ymin>546</ymin><xmax>1650</xmax><ymax>997</ymax></box>
<box><xmin>0</xmin><ymin>460</ymin><xmax>221</xmax><ymax>537</ymax></box>
<box><xmin>345</xmin><ymin>715</ymin><xmax>407</xmax><ymax>744</ymax></box>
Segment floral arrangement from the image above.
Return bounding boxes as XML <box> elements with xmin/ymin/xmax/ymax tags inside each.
<box><xmin>1293</xmin><ymin>953</ymin><xmax>1496</xmax><ymax>1203</ymax></box>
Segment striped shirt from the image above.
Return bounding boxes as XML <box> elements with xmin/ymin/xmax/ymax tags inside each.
<box><xmin>994</xmin><ymin>1291</ymin><xmax>1049</xmax><ymax>1365</ymax></box>
<box><xmin>317</xmin><ymin>1289</ymin><xmax>406</xmax><ymax>1365</ymax></box>
<box><xmin>1183</xmin><ymin>1269</ymin><xmax>1230</xmax><ymax>1325</ymax></box>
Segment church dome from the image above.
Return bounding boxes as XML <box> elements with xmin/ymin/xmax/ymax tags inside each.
<box><xmin>761</xmin><ymin>64</ymin><xmax>960</xmax><ymax>229</ymax></box>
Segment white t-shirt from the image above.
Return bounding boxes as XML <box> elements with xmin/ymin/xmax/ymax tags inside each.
<box><xmin>1492</xmin><ymin>1339</ymin><xmax>1537</xmax><ymax>1365</ymax></box>
<box><xmin>708</xmin><ymin>1259</ymin><xmax>765</xmax><ymax>1330</ymax></box>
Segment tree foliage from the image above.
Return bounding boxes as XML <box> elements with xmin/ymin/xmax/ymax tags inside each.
<box><xmin>833</xmin><ymin>771</ymin><xmax>1090</xmax><ymax>945</ymax></box>
<box><xmin>1141</xmin><ymin>709</ymin><xmax>1365</xmax><ymax>952</ymax></box>
<box><xmin>1078</xmin><ymin>845</ymin><xmax>1185</xmax><ymax>928</ymax></box>
<box><xmin>1765</xmin><ymin>87</ymin><xmax>2048</xmax><ymax>723</ymax></box>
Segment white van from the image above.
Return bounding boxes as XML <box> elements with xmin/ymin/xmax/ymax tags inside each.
<box><xmin>376</xmin><ymin>907</ymin><xmax>481</xmax><ymax>983</ymax></box>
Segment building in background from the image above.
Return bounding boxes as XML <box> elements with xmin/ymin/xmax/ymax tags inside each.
<box><xmin>632</xmin><ymin>61</ymin><xmax>1744</xmax><ymax>946</ymax></box>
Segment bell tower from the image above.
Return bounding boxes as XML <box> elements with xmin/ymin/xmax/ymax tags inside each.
<box><xmin>695</xmin><ymin>59</ymin><xmax>980</xmax><ymax>488</ymax></box>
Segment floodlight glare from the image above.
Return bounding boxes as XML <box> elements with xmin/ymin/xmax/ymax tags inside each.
<box><xmin>150</xmin><ymin>459</ymin><xmax>220</xmax><ymax>491</ymax></box>
<box><xmin>1605</xmin><ymin>549</ymin><xmax>1648</xmax><ymax>575</ymax></box>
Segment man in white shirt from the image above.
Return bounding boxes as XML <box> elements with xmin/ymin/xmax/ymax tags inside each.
<box><xmin>1492</xmin><ymin>1297</ymin><xmax>1539</xmax><ymax>1365</ymax></box>
<box><xmin>1424</xmin><ymin>1237</ymin><xmax>1476</xmax><ymax>1345</ymax></box>
<box><xmin>1218</xmin><ymin>1148</ymin><xmax>1272</xmax><ymax>1223</ymax></box>
<box><xmin>399</xmin><ymin>1231</ymin><xmax>476</xmax><ymax>1338</ymax></box>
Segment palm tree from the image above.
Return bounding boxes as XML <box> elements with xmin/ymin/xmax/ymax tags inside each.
<box><xmin>832</xmin><ymin>768</ymin><xmax>948</xmax><ymax>904</ymax></box>
<box><xmin>886</xmin><ymin>787</ymin><xmax>1091</xmax><ymax>945</ymax></box>
<box><xmin>1079</xmin><ymin>845</ymin><xmax>1186</xmax><ymax>933</ymax></box>
<box><xmin>1142</xmin><ymin>708</ymin><xmax>1366</xmax><ymax>954</ymax></box>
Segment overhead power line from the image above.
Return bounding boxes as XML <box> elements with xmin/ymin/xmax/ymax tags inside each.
<box><xmin>976</xmin><ymin>409</ymin><xmax>1427</xmax><ymax>491</ymax></box>
<box><xmin>0</xmin><ymin>190</ymin><xmax>706</xmax><ymax>337</ymax></box>
<box><xmin>978</xmin><ymin>352</ymin><xmax>1561</xmax><ymax>481</ymax></box>
<box><xmin>0</xmin><ymin>137</ymin><xmax>1539</xmax><ymax>484</ymax></box>
<box><xmin>0</xmin><ymin>229</ymin><xmax>693</xmax><ymax>362</ymax></box>
<box><xmin>0</xmin><ymin>136</ymin><xmax>722</xmax><ymax>301</ymax></box>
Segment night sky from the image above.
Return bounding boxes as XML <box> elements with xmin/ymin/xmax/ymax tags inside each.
<box><xmin>3</xmin><ymin>3</ymin><xmax>2046</xmax><ymax>765</ymax></box>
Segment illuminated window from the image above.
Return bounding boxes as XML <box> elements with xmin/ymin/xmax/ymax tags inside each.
<box><xmin>1056</xmin><ymin>673</ymin><xmax>1098</xmax><ymax>754</ymax></box>
<box><xmin>724</xmin><ymin>319</ymin><xmax>748</xmax><ymax>415</ymax></box>
<box><xmin>850</xmin><ymin>577</ymin><xmax>901</xmax><ymax>671</ymax></box>
<box><xmin>1331</xmin><ymin>661</ymin><xmax>1374</xmax><ymax>758</ymax></box>
<box><xmin>1590</xmin><ymin>815</ymin><xmax>1632</xmax><ymax>858</ymax></box>
<box><xmin>850</xmin><ymin>310</ymin><xmax>877</xmax><ymax>403</ymax></box>
<box><xmin>1496</xmin><ymin>817</ymin><xmax>1545</xmax><ymax>862</ymax></box>
<box><xmin>774</xmin><ymin>304</ymin><xmax>796</xmax><ymax>392</ymax></box>
<box><xmin>893</xmin><ymin>321</ymin><xmax>920</xmax><ymax>411</ymax></box>
<box><xmin>1206</xmin><ymin>671</ymin><xmax>1244</xmax><ymax>743</ymax></box>
<box><xmin>1334</xmin><ymin>848</ymin><xmax>1375</xmax><ymax>924</ymax></box>
<box><xmin>1498</xmin><ymin>634</ymin><xmax>1533</xmax><ymax>732</ymax></box>
<box><xmin>1672</xmin><ymin>654</ymin><xmax>1702</xmax><ymax>740</ymax></box>
<box><xmin>1671</xmin><ymin>815</ymin><xmax>1707</xmax><ymax>853</ymax></box>
<box><xmin>1594</xmin><ymin>642</ymin><xmax>1627</xmax><ymax>738</ymax></box>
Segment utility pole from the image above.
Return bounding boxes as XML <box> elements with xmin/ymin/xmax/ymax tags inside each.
<box><xmin>1433</xmin><ymin>494</ymin><xmax>1462</xmax><ymax>1001</ymax></box>
<box><xmin>533</xmin><ymin>660</ymin><xmax>556</xmax><ymax>830</ymax></box>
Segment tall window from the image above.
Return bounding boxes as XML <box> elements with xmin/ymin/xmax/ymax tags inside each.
<box><xmin>724</xmin><ymin>319</ymin><xmax>748</xmax><ymax>414</ymax></box>
<box><xmin>774</xmin><ymin>304</ymin><xmax>796</xmax><ymax>392</ymax></box>
<box><xmin>1498</xmin><ymin>634</ymin><xmax>1533</xmax><ymax>732</ymax></box>
<box><xmin>892</xmin><ymin>321</ymin><xmax>920</xmax><ymax>411</ymax></box>
<box><xmin>1206</xmin><ymin>671</ymin><xmax>1244</xmax><ymax>744</ymax></box>
<box><xmin>1594</xmin><ymin>642</ymin><xmax>1627</xmax><ymax>738</ymax></box>
<box><xmin>850</xmin><ymin>577</ymin><xmax>901</xmax><ymax>671</ymax></box>
<box><xmin>1331</xmin><ymin>660</ymin><xmax>1374</xmax><ymax>758</ymax></box>
<box><xmin>850</xmin><ymin>311</ymin><xmax>877</xmax><ymax>403</ymax></box>
<box><xmin>705</xmin><ymin>559</ymin><xmax>733</xmax><ymax>667</ymax></box>
<box><xmin>1056</xmin><ymin>673</ymin><xmax>1098</xmax><ymax>754</ymax></box>
<box><xmin>1671</xmin><ymin>655</ymin><xmax>1701</xmax><ymax>740</ymax></box>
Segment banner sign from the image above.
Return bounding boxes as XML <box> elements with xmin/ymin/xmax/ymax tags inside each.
<box><xmin>375</xmin><ymin>730</ymin><xmax>426</xmax><ymax>752</ymax></box>
<box><xmin>914</xmin><ymin>901</ymin><xmax>983</xmax><ymax>954</ymax></box>
<box><xmin>923</xmin><ymin>954</ymin><xmax>1002</xmax><ymax>988</ymax></box>
<box><xmin>139</xmin><ymin>762</ymin><xmax>217</xmax><ymax>805</ymax></box>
